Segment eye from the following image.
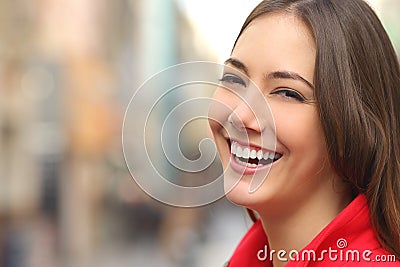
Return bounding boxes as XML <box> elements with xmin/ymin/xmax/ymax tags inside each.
<box><xmin>219</xmin><ymin>74</ymin><xmax>246</xmax><ymax>87</ymax></box>
<box><xmin>272</xmin><ymin>88</ymin><xmax>305</xmax><ymax>102</ymax></box>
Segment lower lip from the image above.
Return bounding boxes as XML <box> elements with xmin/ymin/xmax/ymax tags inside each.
<box><xmin>229</xmin><ymin>153</ymin><xmax>273</xmax><ymax>175</ymax></box>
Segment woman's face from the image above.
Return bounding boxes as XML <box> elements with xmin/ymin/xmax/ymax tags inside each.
<box><xmin>209</xmin><ymin>13</ymin><xmax>341</xmax><ymax>212</ymax></box>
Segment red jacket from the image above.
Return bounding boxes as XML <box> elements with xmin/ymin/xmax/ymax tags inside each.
<box><xmin>225</xmin><ymin>194</ymin><xmax>400</xmax><ymax>266</ymax></box>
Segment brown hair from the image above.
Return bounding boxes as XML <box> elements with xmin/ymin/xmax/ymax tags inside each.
<box><xmin>235</xmin><ymin>0</ymin><xmax>400</xmax><ymax>258</ymax></box>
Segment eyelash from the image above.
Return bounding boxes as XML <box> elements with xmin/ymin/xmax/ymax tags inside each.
<box><xmin>219</xmin><ymin>74</ymin><xmax>246</xmax><ymax>87</ymax></box>
<box><xmin>272</xmin><ymin>88</ymin><xmax>306</xmax><ymax>102</ymax></box>
<box><xmin>219</xmin><ymin>74</ymin><xmax>306</xmax><ymax>103</ymax></box>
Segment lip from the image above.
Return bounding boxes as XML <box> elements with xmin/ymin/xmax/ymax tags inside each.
<box><xmin>227</xmin><ymin>138</ymin><xmax>282</xmax><ymax>175</ymax></box>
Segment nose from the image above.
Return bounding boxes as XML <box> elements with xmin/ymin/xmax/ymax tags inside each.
<box><xmin>228</xmin><ymin>99</ymin><xmax>266</xmax><ymax>133</ymax></box>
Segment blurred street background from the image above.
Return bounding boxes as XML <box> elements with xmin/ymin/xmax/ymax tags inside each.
<box><xmin>0</xmin><ymin>0</ymin><xmax>398</xmax><ymax>266</ymax></box>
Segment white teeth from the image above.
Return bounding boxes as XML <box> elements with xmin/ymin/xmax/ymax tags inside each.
<box><xmin>243</xmin><ymin>148</ymin><xmax>250</xmax><ymax>159</ymax></box>
<box><xmin>236</xmin><ymin>146</ymin><xmax>243</xmax><ymax>158</ymax></box>
<box><xmin>231</xmin><ymin>142</ymin><xmax>236</xmax><ymax>154</ymax></box>
<box><xmin>230</xmin><ymin>141</ymin><xmax>282</xmax><ymax>165</ymax></box>
<box><xmin>250</xmin><ymin>150</ymin><xmax>257</xmax><ymax>159</ymax></box>
<box><xmin>257</xmin><ymin>150</ymin><xmax>263</xmax><ymax>160</ymax></box>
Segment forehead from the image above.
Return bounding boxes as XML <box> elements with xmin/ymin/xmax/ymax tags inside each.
<box><xmin>232</xmin><ymin>13</ymin><xmax>316</xmax><ymax>80</ymax></box>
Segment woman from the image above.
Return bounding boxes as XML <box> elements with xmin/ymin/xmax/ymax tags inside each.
<box><xmin>208</xmin><ymin>0</ymin><xmax>400</xmax><ymax>266</ymax></box>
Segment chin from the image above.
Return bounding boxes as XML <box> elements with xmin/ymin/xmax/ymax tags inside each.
<box><xmin>224</xmin><ymin>175</ymin><xmax>265</xmax><ymax>208</ymax></box>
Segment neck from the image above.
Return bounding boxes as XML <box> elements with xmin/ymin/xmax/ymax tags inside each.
<box><xmin>256</xmin><ymin>187</ymin><xmax>352</xmax><ymax>267</ymax></box>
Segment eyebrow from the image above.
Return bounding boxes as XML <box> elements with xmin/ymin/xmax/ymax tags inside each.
<box><xmin>224</xmin><ymin>57</ymin><xmax>314</xmax><ymax>90</ymax></box>
<box><xmin>267</xmin><ymin>71</ymin><xmax>315</xmax><ymax>90</ymax></box>
<box><xmin>224</xmin><ymin>58</ymin><xmax>249</xmax><ymax>75</ymax></box>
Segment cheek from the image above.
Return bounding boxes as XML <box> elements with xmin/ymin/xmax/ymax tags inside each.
<box><xmin>273</xmin><ymin>105</ymin><xmax>326</xmax><ymax>155</ymax></box>
<box><xmin>208</xmin><ymin>88</ymin><xmax>237</xmax><ymax>130</ymax></box>
<box><xmin>269</xmin><ymin>106</ymin><xmax>332</xmax><ymax>196</ymax></box>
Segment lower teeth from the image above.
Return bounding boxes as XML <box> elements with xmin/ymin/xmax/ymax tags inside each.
<box><xmin>235</xmin><ymin>156</ymin><xmax>265</xmax><ymax>167</ymax></box>
<box><xmin>234</xmin><ymin>156</ymin><xmax>276</xmax><ymax>167</ymax></box>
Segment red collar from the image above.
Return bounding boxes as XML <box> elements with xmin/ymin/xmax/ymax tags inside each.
<box><xmin>226</xmin><ymin>194</ymin><xmax>398</xmax><ymax>266</ymax></box>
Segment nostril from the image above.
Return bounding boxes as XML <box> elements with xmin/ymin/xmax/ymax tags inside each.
<box><xmin>228</xmin><ymin>112</ymin><xmax>246</xmax><ymax>130</ymax></box>
<box><xmin>227</xmin><ymin>113</ymin><xmax>234</xmax><ymax>124</ymax></box>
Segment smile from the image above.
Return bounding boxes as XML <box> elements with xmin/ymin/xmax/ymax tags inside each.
<box><xmin>229</xmin><ymin>140</ymin><xmax>283</xmax><ymax>170</ymax></box>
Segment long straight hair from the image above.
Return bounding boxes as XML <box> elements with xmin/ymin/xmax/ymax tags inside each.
<box><xmin>236</xmin><ymin>0</ymin><xmax>400</xmax><ymax>258</ymax></box>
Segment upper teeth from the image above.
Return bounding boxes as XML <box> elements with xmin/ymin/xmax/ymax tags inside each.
<box><xmin>230</xmin><ymin>141</ymin><xmax>279</xmax><ymax>160</ymax></box>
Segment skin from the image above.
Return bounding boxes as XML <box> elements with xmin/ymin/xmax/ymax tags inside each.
<box><xmin>209</xmin><ymin>13</ymin><xmax>352</xmax><ymax>266</ymax></box>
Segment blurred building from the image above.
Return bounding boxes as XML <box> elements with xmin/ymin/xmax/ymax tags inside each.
<box><xmin>0</xmin><ymin>0</ymin><xmax>218</xmax><ymax>266</ymax></box>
